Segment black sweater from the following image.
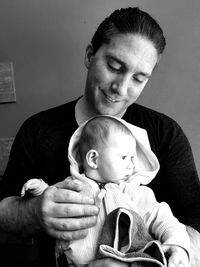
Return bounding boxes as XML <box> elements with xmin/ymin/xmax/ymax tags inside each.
<box><xmin>1</xmin><ymin>99</ymin><xmax>200</xmax><ymax>266</ymax></box>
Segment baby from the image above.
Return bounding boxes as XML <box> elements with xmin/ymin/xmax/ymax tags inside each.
<box><xmin>21</xmin><ymin>115</ymin><xmax>190</xmax><ymax>267</ymax></box>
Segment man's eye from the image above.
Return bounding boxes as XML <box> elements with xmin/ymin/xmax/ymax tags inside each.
<box><xmin>133</xmin><ymin>76</ymin><xmax>143</xmax><ymax>83</ymax></box>
<box><xmin>133</xmin><ymin>75</ymin><xmax>148</xmax><ymax>84</ymax></box>
<box><xmin>108</xmin><ymin>62</ymin><xmax>121</xmax><ymax>71</ymax></box>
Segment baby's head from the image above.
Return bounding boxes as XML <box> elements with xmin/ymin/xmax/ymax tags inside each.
<box><xmin>79</xmin><ymin>116</ymin><xmax>136</xmax><ymax>184</ymax></box>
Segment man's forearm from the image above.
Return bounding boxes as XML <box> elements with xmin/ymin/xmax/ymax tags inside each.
<box><xmin>0</xmin><ymin>195</ymin><xmax>43</xmax><ymax>236</ymax></box>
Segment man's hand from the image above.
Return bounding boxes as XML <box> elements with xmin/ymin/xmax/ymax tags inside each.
<box><xmin>36</xmin><ymin>177</ymin><xmax>99</xmax><ymax>241</ymax></box>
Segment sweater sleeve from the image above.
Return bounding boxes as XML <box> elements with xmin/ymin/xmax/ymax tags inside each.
<box><xmin>0</xmin><ymin>117</ymin><xmax>39</xmax><ymax>200</ymax></box>
<box><xmin>149</xmin><ymin>116</ymin><xmax>200</xmax><ymax>232</ymax></box>
<box><xmin>144</xmin><ymin>202</ymin><xmax>190</xmax><ymax>258</ymax></box>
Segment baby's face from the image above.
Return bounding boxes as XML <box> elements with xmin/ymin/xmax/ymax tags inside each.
<box><xmin>97</xmin><ymin>132</ymin><xmax>136</xmax><ymax>184</ymax></box>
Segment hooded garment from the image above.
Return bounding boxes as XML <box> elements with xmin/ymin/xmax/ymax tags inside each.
<box><xmin>21</xmin><ymin>116</ymin><xmax>190</xmax><ymax>266</ymax></box>
<box><xmin>58</xmin><ymin>116</ymin><xmax>190</xmax><ymax>266</ymax></box>
<box><xmin>68</xmin><ymin>115</ymin><xmax>160</xmax><ymax>186</ymax></box>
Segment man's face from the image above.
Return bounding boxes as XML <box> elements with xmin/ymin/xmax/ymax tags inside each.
<box><xmin>84</xmin><ymin>34</ymin><xmax>158</xmax><ymax>117</ymax></box>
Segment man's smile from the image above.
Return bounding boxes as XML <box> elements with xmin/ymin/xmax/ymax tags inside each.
<box><xmin>102</xmin><ymin>90</ymin><xmax>122</xmax><ymax>103</ymax></box>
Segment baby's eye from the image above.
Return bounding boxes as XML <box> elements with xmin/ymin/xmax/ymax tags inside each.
<box><xmin>121</xmin><ymin>156</ymin><xmax>127</xmax><ymax>160</ymax></box>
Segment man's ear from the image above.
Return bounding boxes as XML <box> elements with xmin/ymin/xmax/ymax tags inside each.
<box><xmin>86</xmin><ymin>149</ymin><xmax>99</xmax><ymax>169</ymax></box>
<box><xmin>84</xmin><ymin>44</ymin><xmax>94</xmax><ymax>69</ymax></box>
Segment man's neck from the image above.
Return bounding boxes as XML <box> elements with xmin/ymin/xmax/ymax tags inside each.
<box><xmin>75</xmin><ymin>96</ymin><xmax>94</xmax><ymax>126</ymax></box>
<box><xmin>75</xmin><ymin>96</ymin><xmax>127</xmax><ymax>126</ymax></box>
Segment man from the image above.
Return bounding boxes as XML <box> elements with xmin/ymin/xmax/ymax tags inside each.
<box><xmin>0</xmin><ymin>7</ymin><xmax>199</xmax><ymax>267</ymax></box>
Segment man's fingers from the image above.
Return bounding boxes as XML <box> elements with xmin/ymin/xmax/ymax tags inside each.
<box><xmin>47</xmin><ymin>215</ymin><xmax>97</xmax><ymax>240</ymax></box>
<box><xmin>46</xmin><ymin>186</ymin><xmax>95</xmax><ymax>205</ymax></box>
<box><xmin>49</xmin><ymin>215</ymin><xmax>97</xmax><ymax>231</ymax></box>
<box><xmin>39</xmin><ymin>179</ymin><xmax>100</xmax><ymax>241</ymax></box>
<box><xmin>55</xmin><ymin>177</ymin><xmax>83</xmax><ymax>192</ymax></box>
<box><xmin>50</xmin><ymin>228</ymin><xmax>89</xmax><ymax>241</ymax></box>
<box><xmin>46</xmin><ymin>202</ymin><xmax>99</xmax><ymax>217</ymax></box>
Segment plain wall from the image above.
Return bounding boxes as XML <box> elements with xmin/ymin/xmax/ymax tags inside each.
<box><xmin>0</xmin><ymin>0</ymin><xmax>199</xmax><ymax>173</ymax></box>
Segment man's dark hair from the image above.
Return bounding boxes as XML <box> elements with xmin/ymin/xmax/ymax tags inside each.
<box><xmin>91</xmin><ymin>7</ymin><xmax>166</xmax><ymax>55</ymax></box>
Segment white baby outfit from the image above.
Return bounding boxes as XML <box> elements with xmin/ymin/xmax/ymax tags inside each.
<box><xmin>21</xmin><ymin>116</ymin><xmax>190</xmax><ymax>267</ymax></box>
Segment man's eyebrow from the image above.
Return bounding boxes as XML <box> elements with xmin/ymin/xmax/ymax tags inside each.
<box><xmin>105</xmin><ymin>54</ymin><xmax>151</xmax><ymax>78</ymax></box>
<box><xmin>136</xmin><ymin>72</ymin><xmax>151</xmax><ymax>78</ymax></box>
<box><xmin>105</xmin><ymin>54</ymin><xmax>124</xmax><ymax>65</ymax></box>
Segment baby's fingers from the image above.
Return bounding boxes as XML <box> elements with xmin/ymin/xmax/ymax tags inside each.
<box><xmin>168</xmin><ymin>255</ymin><xmax>186</xmax><ymax>267</ymax></box>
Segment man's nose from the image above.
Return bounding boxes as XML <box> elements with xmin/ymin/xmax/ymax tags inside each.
<box><xmin>111</xmin><ymin>76</ymin><xmax>130</xmax><ymax>96</ymax></box>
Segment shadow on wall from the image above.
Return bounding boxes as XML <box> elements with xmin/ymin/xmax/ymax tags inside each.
<box><xmin>0</xmin><ymin>137</ymin><xmax>14</xmax><ymax>178</ymax></box>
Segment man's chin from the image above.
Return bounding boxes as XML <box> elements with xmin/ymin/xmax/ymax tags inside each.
<box><xmin>99</xmin><ymin>109</ymin><xmax>126</xmax><ymax>118</ymax></box>
<box><xmin>94</xmin><ymin>100</ymin><xmax>127</xmax><ymax>117</ymax></box>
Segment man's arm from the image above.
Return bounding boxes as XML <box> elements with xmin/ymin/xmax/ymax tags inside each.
<box><xmin>0</xmin><ymin>178</ymin><xmax>99</xmax><ymax>239</ymax></box>
<box><xmin>0</xmin><ymin>195</ymin><xmax>42</xmax><ymax>235</ymax></box>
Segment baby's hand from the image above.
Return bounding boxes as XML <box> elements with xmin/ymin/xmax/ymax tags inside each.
<box><xmin>162</xmin><ymin>245</ymin><xmax>189</xmax><ymax>267</ymax></box>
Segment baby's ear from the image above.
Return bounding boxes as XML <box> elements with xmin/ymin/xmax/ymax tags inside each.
<box><xmin>86</xmin><ymin>149</ymin><xmax>99</xmax><ymax>169</ymax></box>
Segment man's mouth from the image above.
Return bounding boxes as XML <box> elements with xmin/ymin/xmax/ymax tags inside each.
<box><xmin>102</xmin><ymin>91</ymin><xmax>121</xmax><ymax>103</ymax></box>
